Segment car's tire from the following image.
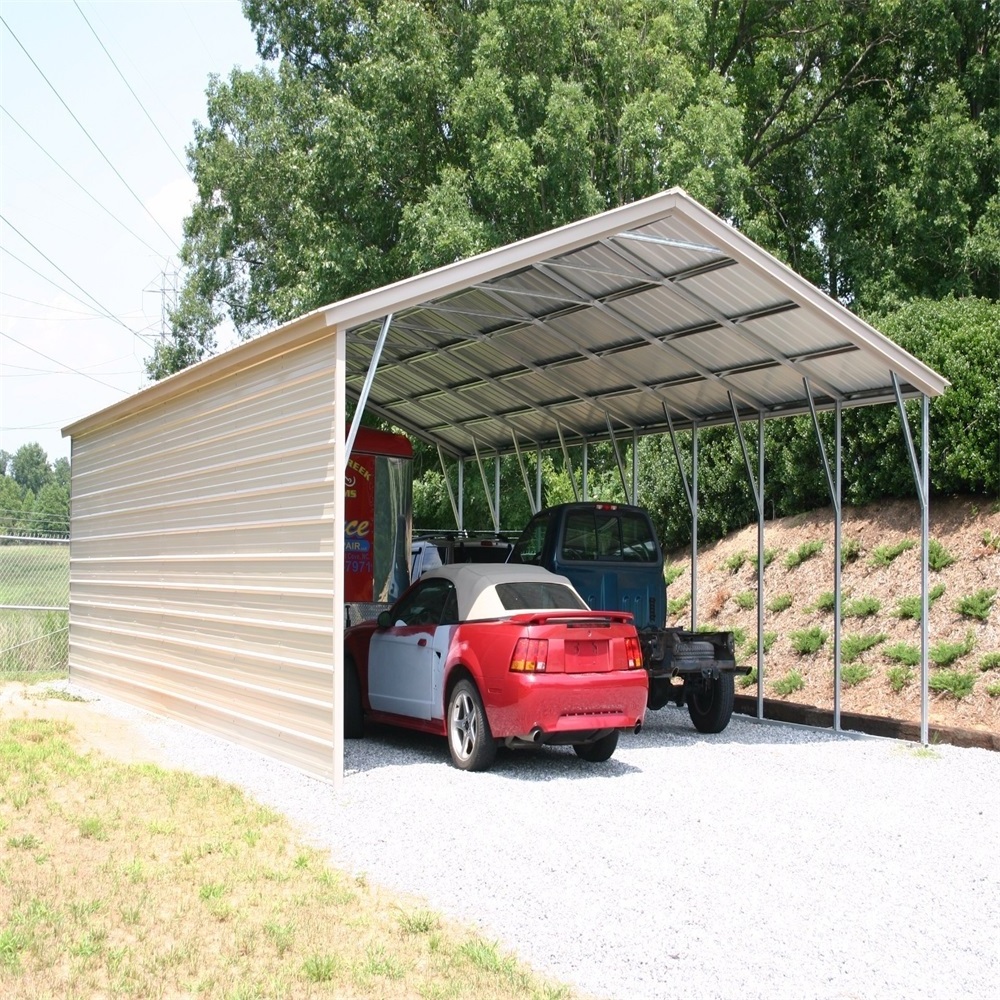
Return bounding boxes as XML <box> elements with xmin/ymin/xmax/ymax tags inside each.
<box><xmin>685</xmin><ymin>672</ymin><xmax>735</xmax><ymax>734</ymax></box>
<box><xmin>344</xmin><ymin>656</ymin><xmax>364</xmax><ymax>739</ymax></box>
<box><xmin>573</xmin><ymin>730</ymin><xmax>619</xmax><ymax>762</ymax></box>
<box><xmin>447</xmin><ymin>679</ymin><xmax>497</xmax><ymax>771</ymax></box>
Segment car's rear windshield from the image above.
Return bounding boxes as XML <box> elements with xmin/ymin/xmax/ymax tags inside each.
<box><xmin>494</xmin><ymin>582</ymin><xmax>588</xmax><ymax>611</ymax></box>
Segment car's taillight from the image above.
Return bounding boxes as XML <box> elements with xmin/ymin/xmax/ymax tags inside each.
<box><xmin>510</xmin><ymin>638</ymin><xmax>548</xmax><ymax>672</ymax></box>
<box><xmin>625</xmin><ymin>636</ymin><xmax>643</xmax><ymax>669</ymax></box>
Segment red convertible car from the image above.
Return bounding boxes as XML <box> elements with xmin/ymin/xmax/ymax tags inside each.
<box><xmin>343</xmin><ymin>563</ymin><xmax>648</xmax><ymax>770</ymax></box>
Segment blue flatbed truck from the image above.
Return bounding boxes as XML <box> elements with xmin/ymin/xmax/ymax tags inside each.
<box><xmin>508</xmin><ymin>502</ymin><xmax>748</xmax><ymax>733</ymax></box>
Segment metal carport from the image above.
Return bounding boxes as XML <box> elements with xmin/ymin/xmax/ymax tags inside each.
<box><xmin>64</xmin><ymin>187</ymin><xmax>948</xmax><ymax>787</ymax></box>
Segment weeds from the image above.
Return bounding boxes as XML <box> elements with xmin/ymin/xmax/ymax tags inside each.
<box><xmin>870</xmin><ymin>539</ymin><xmax>916</xmax><ymax>567</ymax></box>
<box><xmin>790</xmin><ymin>627</ymin><xmax>827</xmax><ymax>655</ymax></box>
<box><xmin>954</xmin><ymin>589</ymin><xmax>996</xmax><ymax>621</ymax></box>
<box><xmin>784</xmin><ymin>540</ymin><xmax>824</xmax><ymax>569</ymax></box>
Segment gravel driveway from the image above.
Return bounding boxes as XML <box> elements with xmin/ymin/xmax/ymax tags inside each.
<box><xmin>55</xmin><ymin>684</ymin><xmax>1000</xmax><ymax>1000</ymax></box>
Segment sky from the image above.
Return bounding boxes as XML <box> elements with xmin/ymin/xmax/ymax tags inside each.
<box><xmin>1</xmin><ymin>0</ymin><xmax>267</xmax><ymax>465</ymax></box>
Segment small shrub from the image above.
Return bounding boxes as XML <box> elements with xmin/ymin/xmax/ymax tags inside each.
<box><xmin>766</xmin><ymin>593</ymin><xmax>793</xmax><ymax>613</ymax></box>
<box><xmin>744</xmin><ymin>631</ymin><xmax>777</xmax><ymax>656</ymax></box>
<box><xmin>784</xmin><ymin>540</ymin><xmax>824</xmax><ymax>569</ymax></box>
<box><xmin>981</xmin><ymin>530</ymin><xmax>1000</xmax><ymax>552</ymax></box>
<box><xmin>814</xmin><ymin>591</ymin><xmax>837</xmax><ymax>613</ymax></box>
<box><xmin>869</xmin><ymin>539</ymin><xmax>916</xmax><ymax>567</ymax></box>
<box><xmin>979</xmin><ymin>652</ymin><xmax>1000</xmax><ymax>672</ymax></box>
<box><xmin>841</xmin><ymin>663</ymin><xmax>872</xmax><ymax>687</ymax></box>
<box><xmin>884</xmin><ymin>643</ymin><xmax>920</xmax><ymax>667</ymax></box>
<box><xmin>887</xmin><ymin>665</ymin><xmax>914</xmax><ymax>692</ymax></box>
<box><xmin>927</xmin><ymin>539</ymin><xmax>956</xmax><ymax>572</ymax></box>
<box><xmin>954</xmin><ymin>588</ymin><xmax>996</xmax><ymax>621</ymax></box>
<box><xmin>842</xmin><ymin>596</ymin><xmax>881</xmax><ymax>619</ymax></box>
<box><xmin>930</xmin><ymin>632</ymin><xmax>975</xmax><ymax>667</ymax></box>
<box><xmin>738</xmin><ymin>667</ymin><xmax>757</xmax><ymax>689</ymax></box>
<box><xmin>841</xmin><ymin>633</ymin><xmax>887</xmax><ymax>663</ymax></box>
<box><xmin>667</xmin><ymin>593</ymin><xmax>690</xmax><ymax>615</ymax></box>
<box><xmin>731</xmin><ymin>627</ymin><xmax>747</xmax><ymax>648</ymax></box>
<box><xmin>790</xmin><ymin>627</ymin><xmax>827</xmax><ymax>655</ymax></box>
<box><xmin>986</xmin><ymin>682</ymin><xmax>1000</xmax><ymax>698</ymax></box>
<box><xmin>840</xmin><ymin>538</ymin><xmax>861</xmax><ymax>566</ymax></box>
<box><xmin>734</xmin><ymin>590</ymin><xmax>756</xmax><ymax>610</ymax></box>
<box><xmin>302</xmin><ymin>954</ymin><xmax>340</xmax><ymax>983</ymax></box>
<box><xmin>664</xmin><ymin>563</ymin><xmax>684</xmax><ymax>586</ymax></box>
<box><xmin>749</xmin><ymin>548</ymin><xmax>777</xmax><ymax>571</ymax></box>
<box><xmin>773</xmin><ymin>670</ymin><xmax>805</xmax><ymax>696</ymax></box>
<box><xmin>724</xmin><ymin>551</ymin><xmax>748</xmax><ymax>573</ymax></box>
<box><xmin>894</xmin><ymin>583</ymin><xmax>946</xmax><ymax>619</ymax></box>
<box><xmin>928</xmin><ymin>670</ymin><xmax>977</xmax><ymax>699</ymax></box>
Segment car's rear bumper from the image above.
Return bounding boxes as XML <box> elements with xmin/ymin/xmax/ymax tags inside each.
<box><xmin>484</xmin><ymin>670</ymin><xmax>648</xmax><ymax>738</ymax></box>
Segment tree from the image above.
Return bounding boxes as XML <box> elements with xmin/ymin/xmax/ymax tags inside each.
<box><xmin>11</xmin><ymin>443</ymin><xmax>51</xmax><ymax>495</ymax></box>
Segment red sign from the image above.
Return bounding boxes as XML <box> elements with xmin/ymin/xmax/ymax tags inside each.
<box><xmin>344</xmin><ymin>454</ymin><xmax>375</xmax><ymax>602</ymax></box>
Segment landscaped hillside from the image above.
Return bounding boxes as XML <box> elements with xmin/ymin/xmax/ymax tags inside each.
<box><xmin>664</xmin><ymin>496</ymin><xmax>1000</xmax><ymax>735</ymax></box>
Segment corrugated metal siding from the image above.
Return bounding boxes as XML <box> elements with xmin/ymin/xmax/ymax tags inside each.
<box><xmin>69</xmin><ymin>337</ymin><xmax>339</xmax><ymax>779</ymax></box>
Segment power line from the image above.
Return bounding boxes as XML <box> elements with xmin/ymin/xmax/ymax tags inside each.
<box><xmin>0</xmin><ymin>243</ymin><xmax>157</xmax><ymax>349</ymax></box>
<box><xmin>0</xmin><ymin>13</ymin><xmax>181</xmax><ymax>253</ymax></box>
<box><xmin>0</xmin><ymin>105</ymin><xmax>167</xmax><ymax>259</ymax></box>
<box><xmin>1</xmin><ymin>291</ymin><xmax>103</xmax><ymax>316</ymax></box>
<box><xmin>1</xmin><ymin>215</ymin><xmax>159</xmax><ymax>346</ymax></box>
<box><xmin>0</xmin><ymin>331</ymin><xmax>132</xmax><ymax>395</ymax></box>
<box><xmin>72</xmin><ymin>0</ymin><xmax>190</xmax><ymax>176</ymax></box>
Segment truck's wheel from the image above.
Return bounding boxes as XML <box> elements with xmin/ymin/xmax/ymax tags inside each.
<box><xmin>686</xmin><ymin>673</ymin><xmax>735</xmax><ymax>734</ymax></box>
<box><xmin>573</xmin><ymin>730</ymin><xmax>619</xmax><ymax>762</ymax></box>
<box><xmin>447</xmin><ymin>680</ymin><xmax>497</xmax><ymax>771</ymax></box>
<box><xmin>344</xmin><ymin>656</ymin><xmax>364</xmax><ymax>739</ymax></box>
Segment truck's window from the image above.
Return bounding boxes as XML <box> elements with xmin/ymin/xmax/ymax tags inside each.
<box><xmin>620</xmin><ymin>513</ymin><xmax>658</xmax><ymax>562</ymax></box>
<box><xmin>510</xmin><ymin>512</ymin><xmax>552</xmax><ymax>565</ymax></box>
<box><xmin>562</xmin><ymin>510</ymin><xmax>657</xmax><ymax>562</ymax></box>
<box><xmin>495</xmin><ymin>582</ymin><xmax>587</xmax><ymax>610</ymax></box>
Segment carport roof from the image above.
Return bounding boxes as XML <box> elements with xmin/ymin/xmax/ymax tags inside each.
<box><xmin>65</xmin><ymin>188</ymin><xmax>948</xmax><ymax>456</ymax></box>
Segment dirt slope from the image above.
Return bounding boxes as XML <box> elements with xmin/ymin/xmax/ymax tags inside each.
<box><xmin>664</xmin><ymin>495</ymin><xmax>1000</xmax><ymax>734</ymax></box>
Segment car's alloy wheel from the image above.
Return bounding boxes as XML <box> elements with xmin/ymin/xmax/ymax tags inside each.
<box><xmin>447</xmin><ymin>679</ymin><xmax>497</xmax><ymax>771</ymax></box>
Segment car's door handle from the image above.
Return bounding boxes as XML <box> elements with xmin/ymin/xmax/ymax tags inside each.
<box><xmin>417</xmin><ymin>638</ymin><xmax>428</xmax><ymax>647</ymax></box>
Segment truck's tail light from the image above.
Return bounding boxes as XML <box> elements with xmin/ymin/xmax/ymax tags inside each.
<box><xmin>625</xmin><ymin>636</ymin><xmax>643</xmax><ymax>669</ymax></box>
<box><xmin>510</xmin><ymin>638</ymin><xmax>548</xmax><ymax>672</ymax></box>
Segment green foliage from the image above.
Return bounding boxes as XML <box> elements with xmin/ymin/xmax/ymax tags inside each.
<box><xmin>814</xmin><ymin>591</ymin><xmax>837</xmax><ymax>613</ymax></box>
<box><xmin>664</xmin><ymin>563</ymin><xmax>685</xmax><ymax>587</ymax></box>
<box><xmin>979</xmin><ymin>653</ymin><xmax>1000</xmax><ymax>672</ymax></box>
<box><xmin>841</xmin><ymin>633</ymin><xmax>887</xmax><ymax>664</ymax></box>
<box><xmin>840</xmin><ymin>538</ymin><xmax>861</xmax><ymax>566</ymax></box>
<box><xmin>744</xmin><ymin>631</ymin><xmax>777</xmax><ymax>656</ymax></box>
<box><xmin>773</xmin><ymin>671</ymin><xmax>804</xmax><ymax>696</ymax></box>
<box><xmin>894</xmin><ymin>583</ymin><xmax>947</xmax><ymax>619</ymax></box>
<box><xmin>986</xmin><ymin>682</ymin><xmax>1000</xmax><ymax>698</ymax></box>
<box><xmin>733</xmin><ymin>590</ymin><xmax>755</xmax><ymax>610</ymax></box>
<box><xmin>737</xmin><ymin>667</ymin><xmax>757</xmax><ymax>689</ymax></box>
<box><xmin>667</xmin><ymin>593</ymin><xmax>690</xmax><ymax>615</ymax></box>
<box><xmin>841</xmin><ymin>663</ymin><xmax>872</xmax><ymax>688</ymax></box>
<box><xmin>724</xmin><ymin>551</ymin><xmax>748</xmax><ymax>573</ymax></box>
<box><xmin>884</xmin><ymin>643</ymin><xmax>921</xmax><ymax>667</ymax></box>
<box><xmin>931</xmin><ymin>632</ymin><xmax>976</xmax><ymax>667</ymax></box>
<box><xmin>784</xmin><ymin>540</ymin><xmax>824</xmax><ymax>570</ymax></box>
<box><xmin>842</xmin><ymin>596</ymin><xmax>881</xmax><ymax>619</ymax></box>
<box><xmin>0</xmin><ymin>444</ymin><xmax>70</xmax><ymax>535</ymax></box>
<box><xmin>869</xmin><ymin>539</ymin><xmax>916</xmax><ymax>568</ymax></box>
<box><xmin>766</xmin><ymin>594</ymin><xmax>793</xmax><ymax>613</ymax></box>
<box><xmin>953</xmin><ymin>589</ymin><xmax>997</xmax><ymax>621</ymax></box>
<box><xmin>749</xmin><ymin>548</ymin><xmax>777</xmax><ymax>572</ymax></box>
<box><xmin>983</xmin><ymin>531</ymin><xmax>1000</xmax><ymax>553</ymax></box>
<box><xmin>928</xmin><ymin>670</ymin><xmax>977</xmax><ymax>700</ymax></box>
<box><xmin>927</xmin><ymin>539</ymin><xmax>956</xmax><ymax>572</ymax></box>
<box><xmin>887</xmin><ymin>665</ymin><xmax>914</xmax><ymax>692</ymax></box>
<box><xmin>790</xmin><ymin>627</ymin><xmax>827</xmax><ymax>656</ymax></box>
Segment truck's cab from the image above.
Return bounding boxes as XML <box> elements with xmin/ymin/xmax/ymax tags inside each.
<box><xmin>510</xmin><ymin>502</ymin><xmax>747</xmax><ymax>733</ymax></box>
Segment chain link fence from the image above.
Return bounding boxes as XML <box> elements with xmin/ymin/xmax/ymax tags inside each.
<box><xmin>0</xmin><ymin>532</ymin><xmax>70</xmax><ymax>680</ymax></box>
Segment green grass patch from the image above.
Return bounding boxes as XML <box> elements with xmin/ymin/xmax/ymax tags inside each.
<box><xmin>841</xmin><ymin>633</ymin><xmax>887</xmax><ymax>663</ymax></box>
<box><xmin>841</xmin><ymin>663</ymin><xmax>872</xmax><ymax>687</ymax></box>
<box><xmin>790</xmin><ymin>626</ymin><xmax>827</xmax><ymax>655</ymax></box>
<box><xmin>927</xmin><ymin>539</ymin><xmax>956</xmax><ymax>572</ymax></box>
<box><xmin>0</xmin><ymin>611</ymin><xmax>69</xmax><ymax>677</ymax></box>
<box><xmin>954</xmin><ymin>588</ymin><xmax>996</xmax><ymax>621</ymax></box>
<box><xmin>869</xmin><ymin>539</ymin><xmax>916</xmax><ymax>568</ymax></box>
<box><xmin>0</xmin><ymin>543</ymin><xmax>69</xmax><ymax>606</ymax></box>
<box><xmin>733</xmin><ymin>590</ymin><xmax>756</xmax><ymax>610</ymax></box>
<box><xmin>784</xmin><ymin>540</ymin><xmax>824</xmax><ymax>569</ymax></box>
<box><xmin>928</xmin><ymin>670</ymin><xmax>977</xmax><ymax>699</ymax></box>
<box><xmin>773</xmin><ymin>670</ymin><xmax>804</xmax><ymax>696</ymax></box>
<box><xmin>887</xmin><ymin>665</ymin><xmax>914</xmax><ymax>692</ymax></box>
<box><xmin>894</xmin><ymin>583</ymin><xmax>946</xmax><ymax>619</ymax></box>
<box><xmin>884</xmin><ymin>642</ymin><xmax>920</xmax><ymax>667</ymax></box>
<box><xmin>930</xmin><ymin>632</ymin><xmax>975</xmax><ymax>667</ymax></box>
<box><xmin>766</xmin><ymin>593</ymin><xmax>793</xmax><ymax>613</ymax></box>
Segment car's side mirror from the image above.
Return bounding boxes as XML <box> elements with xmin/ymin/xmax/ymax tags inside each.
<box><xmin>377</xmin><ymin>610</ymin><xmax>393</xmax><ymax>628</ymax></box>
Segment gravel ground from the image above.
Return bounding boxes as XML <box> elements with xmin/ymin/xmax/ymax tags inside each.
<box><xmin>49</xmin><ymin>683</ymin><xmax>1000</xmax><ymax>1000</ymax></box>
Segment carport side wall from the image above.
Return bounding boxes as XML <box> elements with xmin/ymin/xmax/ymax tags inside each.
<box><xmin>67</xmin><ymin>336</ymin><xmax>340</xmax><ymax>779</ymax></box>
